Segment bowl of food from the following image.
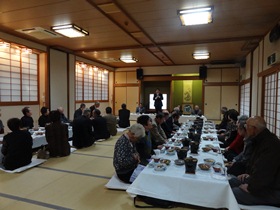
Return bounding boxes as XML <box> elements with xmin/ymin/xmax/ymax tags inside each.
<box><xmin>154</xmin><ymin>163</ymin><xmax>167</xmax><ymax>171</ymax></box>
<box><xmin>174</xmin><ymin>159</ymin><xmax>185</xmax><ymax>166</ymax></box>
<box><xmin>166</xmin><ymin>148</ymin><xmax>175</xmax><ymax>155</ymax></box>
<box><xmin>153</xmin><ymin>156</ymin><xmax>161</xmax><ymax>163</ymax></box>
<box><xmin>212</xmin><ymin>164</ymin><xmax>221</xmax><ymax>172</ymax></box>
<box><xmin>204</xmin><ymin>158</ymin><xmax>215</xmax><ymax>166</ymax></box>
<box><xmin>202</xmin><ymin>147</ymin><xmax>211</xmax><ymax>152</ymax></box>
<box><xmin>160</xmin><ymin>159</ymin><xmax>171</xmax><ymax>165</ymax></box>
<box><xmin>198</xmin><ymin>163</ymin><xmax>211</xmax><ymax>171</ymax></box>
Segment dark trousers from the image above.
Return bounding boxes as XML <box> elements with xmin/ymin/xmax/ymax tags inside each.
<box><xmin>229</xmin><ymin>177</ymin><xmax>280</xmax><ymax>207</ymax></box>
<box><xmin>116</xmin><ymin>169</ymin><xmax>134</xmax><ymax>184</ymax></box>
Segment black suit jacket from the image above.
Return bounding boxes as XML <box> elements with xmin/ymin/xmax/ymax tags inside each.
<box><xmin>72</xmin><ymin>115</ymin><xmax>94</xmax><ymax>148</ymax></box>
<box><xmin>118</xmin><ymin>109</ymin><xmax>130</xmax><ymax>128</ymax></box>
<box><xmin>1</xmin><ymin>130</ymin><xmax>33</xmax><ymax>170</ymax></box>
<box><xmin>153</xmin><ymin>93</ymin><xmax>163</xmax><ymax>108</ymax></box>
<box><xmin>92</xmin><ymin>116</ymin><xmax>110</xmax><ymax>140</ymax></box>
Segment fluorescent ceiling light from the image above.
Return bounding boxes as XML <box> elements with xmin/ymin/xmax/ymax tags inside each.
<box><xmin>120</xmin><ymin>57</ymin><xmax>138</xmax><ymax>63</ymax></box>
<box><xmin>179</xmin><ymin>7</ymin><xmax>213</xmax><ymax>26</ymax></box>
<box><xmin>51</xmin><ymin>24</ymin><xmax>89</xmax><ymax>38</ymax></box>
<box><xmin>193</xmin><ymin>52</ymin><xmax>210</xmax><ymax>60</ymax></box>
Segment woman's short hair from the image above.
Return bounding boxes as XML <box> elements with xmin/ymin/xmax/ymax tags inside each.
<box><xmin>129</xmin><ymin>123</ymin><xmax>145</xmax><ymax>138</ymax></box>
<box><xmin>49</xmin><ymin>110</ymin><xmax>61</xmax><ymax>123</ymax></box>
<box><xmin>7</xmin><ymin>118</ymin><xmax>21</xmax><ymax>131</ymax></box>
<box><xmin>228</xmin><ymin>109</ymin><xmax>239</xmax><ymax>122</ymax></box>
<box><xmin>22</xmin><ymin>107</ymin><xmax>30</xmax><ymax>116</ymax></box>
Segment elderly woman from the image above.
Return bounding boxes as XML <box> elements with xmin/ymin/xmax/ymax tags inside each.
<box><xmin>1</xmin><ymin>118</ymin><xmax>33</xmax><ymax>170</ymax></box>
<box><xmin>45</xmin><ymin>110</ymin><xmax>70</xmax><ymax>157</ymax></box>
<box><xmin>113</xmin><ymin>123</ymin><xmax>145</xmax><ymax>183</ymax></box>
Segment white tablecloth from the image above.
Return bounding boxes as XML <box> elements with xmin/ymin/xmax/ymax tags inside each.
<box><xmin>126</xmin><ymin>131</ymin><xmax>240</xmax><ymax>210</ymax></box>
<box><xmin>130</xmin><ymin>113</ymin><xmax>207</xmax><ymax>124</ymax></box>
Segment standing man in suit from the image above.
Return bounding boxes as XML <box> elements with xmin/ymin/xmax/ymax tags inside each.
<box><xmin>153</xmin><ymin>88</ymin><xmax>163</xmax><ymax>113</ymax></box>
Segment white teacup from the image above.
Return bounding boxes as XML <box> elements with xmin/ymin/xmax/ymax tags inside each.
<box><xmin>154</xmin><ymin>149</ymin><xmax>160</xmax><ymax>156</ymax></box>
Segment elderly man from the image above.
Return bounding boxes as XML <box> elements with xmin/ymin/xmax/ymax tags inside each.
<box><xmin>150</xmin><ymin>113</ymin><xmax>167</xmax><ymax>149</ymax></box>
<box><xmin>57</xmin><ymin>107</ymin><xmax>71</xmax><ymax>124</ymax></box>
<box><xmin>229</xmin><ymin>116</ymin><xmax>280</xmax><ymax>207</ymax></box>
<box><xmin>191</xmin><ymin>105</ymin><xmax>203</xmax><ymax>116</ymax></box>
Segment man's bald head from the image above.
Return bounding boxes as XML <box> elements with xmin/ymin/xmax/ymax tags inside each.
<box><xmin>246</xmin><ymin>116</ymin><xmax>266</xmax><ymax>137</ymax></box>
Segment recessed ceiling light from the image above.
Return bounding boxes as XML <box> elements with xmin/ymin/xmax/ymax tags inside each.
<box><xmin>51</xmin><ymin>24</ymin><xmax>89</xmax><ymax>38</ymax></box>
<box><xmin>120</xmin><ymin>56</ymin><xmax>138</xmax><ymax>63</ymax></box>
<box><xmin>193</xmin><ymin>52</ymin><xmax>210</xmax><ymax>60</ymax></box>
<box><xmin>178</xmin><ymin>7</ymin><xmax>213</xmax><ymax>26</ymax></box>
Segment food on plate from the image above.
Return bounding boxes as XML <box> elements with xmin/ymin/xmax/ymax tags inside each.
<box><xmin>202</xmin><ymin>147</ymin><xmax>211</xmax><ymax>152</ymax></box>
<box><xmin>213</xmin><ymin>164</ymin><xmax>221</xmax><ymax>172</ymax></box>
<box><xmin>154</xmin><ymin>164</ymin><xmax>166</xmax><ymax>171</ymax></box>
<box><xmin>204</xmin><ymin>158</ymin><xmax>215</xmax><ymax>165</ymax></box>
<box><xmin>174</xmin><ymin>159</ymin><xmax>185</xmax><ymax>166</ymax></box>
<box><xmin>160</xmin><ymin>159</ymin><xmax>171</xmax><ymax>165</ymax></box>
<box><xmin>198</xmin><ymin>163</ymin><xmax>211</xmax><ymax>170</ymax></box>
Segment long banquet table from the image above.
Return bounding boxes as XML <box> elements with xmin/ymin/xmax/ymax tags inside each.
<box><xmin>126</xmin><ymin>124</ymin><xmax>240</xmax><ymax>210</ymax></box>
<box><xmin>130</xmin><ymin>113</ymin><xmax>207</xmax><ymax>123</ymax></box>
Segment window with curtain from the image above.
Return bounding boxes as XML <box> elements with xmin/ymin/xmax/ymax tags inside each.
<box><xmin>239</xmin><ymin>82</ymin><xmax>250</xmax><ymax>116</ymax></box>
<box><xmin>0</xmin><ymin>44</ymin><xmax>38</xmax><ymax>103</ymax></box>
<box><xmin>75</xmin><ymin>62</ymin><xmax>109</xmax><ymax>102</ymax></box>
<box><xmin>263</xmin><ymin>72</ymin><xmax>278</xmax><ymax>135</ymax></box>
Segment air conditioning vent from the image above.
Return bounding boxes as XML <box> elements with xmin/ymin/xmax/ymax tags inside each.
<box><xmin>267</xmin><ymin>52</ymin><xmax>280</xmax><ymax>66</ymax></box>
<box><xmin>16</xmin><ymin>27</ymin><xmax>61</xmax><ymax>40</ymax></box>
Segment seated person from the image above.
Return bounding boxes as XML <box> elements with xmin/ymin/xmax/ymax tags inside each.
<box><xmin>73</xmin><ymin>103</ymin><xmax>85</xmax><ymax>120</ymax></box>
<box><xmin>223</xmin><ymin>115</ymin><xmax>248</xmax><ymax>162</ymax></box>
<box><xmin>220</xmin><ymin>109</ymin><xmax>239</xmax><ymax>148</ymax></box>
<box><xmin>161</xmin><ymin>111</ymin><xmax>173</xmax><ymax>138</ymax></box>
<box><xmin>136</xmin><ymin>115</ymin><xmax>153</xmax><ymax>165</ymax></box>
<box><xmin>57</xmin><ymin>107</ymin><xmax>71</xmax><ymax>124</ymax></box>
<box><xmin>173</xmin><ymin>105</ymin><xmax>183</xmax><ymax>116</ymax></box>
<box><xmin>227</xmin><ymin>129</ymin><xmax>253</xmax><ymax>177</ymax></box>
<box><xmin>38</xmin><ymin>106</ymin><xmax>51</xmax><ymax>127</ymax></box>
<box><xmin>1</xmin><ymin>118</ymin><xmax>33</xmax><ymax>170</ymax></box>
<box><xmin>21</xmin><ymin>106</ymin><xmax>34</xmax><ymax>129</ymax></box>
<box><xmin>118</xmin><ymin>103</ymin><xmax>130</xmax><ymax>128</ymax></box>
<box><xmin>150</xmin><ymin>113</ymin><xmax>167</xmax><ymax>149</ymax></box>
<box><xmin>92</xmin><ymin>109</ymin><xmax>110</xmax><ymax>140</ymax></box>
<box><xmin>0</xmin><ymin>109</ymin><xmax>4</xmax><ymax>134</ymax></box>
<box><xmin>45</xmin><ymin>110</ymin><xmax>70</xmax><ymax>157</ymax></box>
<box><xmin>229</xmin><ymin>116</ymin><xmax>280</xmax><ymax>207</ymax></box>
<box><xmin>113</xmin><ymin>123</ymin><xmax>145</xmax><ymax>183</ymax></box>
<box><xmin>165</xmin><ymin>112</ymin><xmax>181</xmax><ymax>131</ymax></box>
<box><xmin>216</xmin><ymin>107</ymin><xmax>228</xmax><ymax>130</ymax></box>
<box><xmin>72</xmin><ymin>108</ymin><xmax>94</xmax><ymax>149</ymax></box>
<box><xmin>103</xmin><ymin>107</ymin><xmax>117</xmax><ymax>136</ymax></box>
<box><xmin>191</xmin><ymin>105</ymin><xmax>203</xmax><ymax>116</ymax></box>
<box><xmin>136</xmin><ymin>103</ymin><xmax>146</xmax><ymax>114</ymax></box>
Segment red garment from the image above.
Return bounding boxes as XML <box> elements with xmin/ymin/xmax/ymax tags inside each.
<box><xmin>228</xmin><ymin>133</ymin><xmax>244</xmax><ymax>154</ymax></box>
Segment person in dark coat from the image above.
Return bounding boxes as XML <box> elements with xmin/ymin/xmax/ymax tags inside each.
<box><xmin>92</xmin><ymin>109</ymin><xmax>110</xmax><ymax>140</ymax></box>
<box><xmin>153</xmin><ymin>88</ymin><xmax>163</xmax><ymax>113</ymax></box>
<box><xmin>73</xmin><ymin>103</ymin><xmax>85</xmax><ymax>120</ymax></box>
<box><xmin>229</xmin><ymin>116</ymin><xmax>280</xmax><ymax>207</ymax></box>
<box><xmin>1</xmin><ymin>118</ymin><xmax>33</xmax><ymax>170</ymax></box>
<box><xmin>72</xmin><ymin>108</ymin><xmax>94</xmax><ymax>149</ymax></box>
<box><xmin>38</xmin><ymin>106</ymin><xmax>51</xmax><ymax>127</ymax></box>
<box><xmin>45</xmin><ymin>110</ymin><xmax>70</xmax><ymax>157</ymax></box>
<box><xmin>21</xmin><ymin>106</ymin><xmax>34</xmax><ymax>129</ymax></box>
<box><xmin>118</xmin><ymin>103</ymin><xmax>130</xmax><ymax>128</ymax></box>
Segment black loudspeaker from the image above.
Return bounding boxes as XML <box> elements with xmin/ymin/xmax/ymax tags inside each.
<box><xmin>136</xmin><ymin>68</ymin><xmax>143</xmax><ymax>80</ymax></box>
<box><xmin>269</xmin><ymin>24</ymin><xmax>280</xmax><ymax>43</ymax></box>
<box><xmin>199</xmin><ymin>66</ymin><xmax>207</xmax><ymax>79</ymax></box>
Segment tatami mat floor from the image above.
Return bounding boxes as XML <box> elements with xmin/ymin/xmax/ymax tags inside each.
<box><xmin>0</xmin><ymin>131</ymin><xmax>224</xmax><ymax>210</ymax></box>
